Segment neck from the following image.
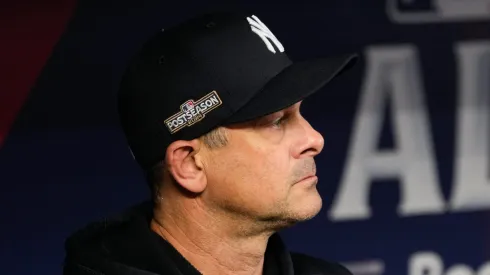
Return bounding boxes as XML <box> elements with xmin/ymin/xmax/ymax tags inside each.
<box><xmin>152</xmin><ymin>196</ymin><xmax>273</xmax><ymax>275</ymax></box>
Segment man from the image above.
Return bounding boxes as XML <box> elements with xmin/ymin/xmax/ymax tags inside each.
<box><xmin>63</xmin><ymin>11</ymin><xmax>358</xmax><ymax>275</ymax></box>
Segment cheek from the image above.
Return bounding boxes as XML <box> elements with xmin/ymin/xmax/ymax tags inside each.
<box><xmin>255</xmin><ymin>152</ymin><xmax>290</xmax><ymax>184</ymax></box>
<box><xmin>234</xmin><ymin>149</ymin><xmax>292</xmax><ymax>204</ymax></box>
<box><xmin>204</xmin><ymin>147</ymin><xmax>291</xmax><ymax>205</ymax></box>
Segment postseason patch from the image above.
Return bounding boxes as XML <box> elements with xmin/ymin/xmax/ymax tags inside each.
<box><xmin>164</xmin><ymin>91</ymin><xmax>222</xmax><ymax>134</ymax></box>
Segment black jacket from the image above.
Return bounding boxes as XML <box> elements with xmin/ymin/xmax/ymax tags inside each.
<box><xmin>62</xmin><ymin>201</ymin><xmax>352</xmax><ymax>275</ymax></box>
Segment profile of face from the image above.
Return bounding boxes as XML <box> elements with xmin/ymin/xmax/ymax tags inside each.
<box><xmin>199</xmin><ymin>101</ymin><xmax>325</xmax><ymax>229</ymax></box>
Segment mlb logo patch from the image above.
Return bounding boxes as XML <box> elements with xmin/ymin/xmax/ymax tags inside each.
<box><xmin>164</xmin><ymin>91</ymin><xmax>223</xmax><ymax>134</ymax></box>
<box><xmin>181</xmin><ymin>100</ymin><xmax>195</xmax><ymax>112</ymax></box>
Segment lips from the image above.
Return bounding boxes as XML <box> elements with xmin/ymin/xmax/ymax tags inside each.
<box><xmin>301</xmin><ymin>175</ymin><xmax>316</xmax><ymax>181</ymax></box>
<box><xmin>295</xmin><ymin>174</ymin><xmax>317</xmax><ymax>184</ymax></box>
<box><xmin>293</xmin><ymin>159</ymin><xmax>317</xmax><ymax>184</ymax></box>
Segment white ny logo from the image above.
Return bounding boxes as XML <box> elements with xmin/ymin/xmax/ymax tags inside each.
<box><xmin>246</xmin><ymin>15</ymin><xmax>285</xmax><ymax>54</ymax></box>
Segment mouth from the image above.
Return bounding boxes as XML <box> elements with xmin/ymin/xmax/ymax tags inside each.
<box><xmin>295</xmin><ymin>174</ymin><xmax>317</xmax><ymax>184</ymax></box>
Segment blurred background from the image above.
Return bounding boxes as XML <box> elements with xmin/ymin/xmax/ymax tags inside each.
<box><xmin>1</xmin><ymin>0</ymin><xmax>489</xmax><ymax>274</ymax></box>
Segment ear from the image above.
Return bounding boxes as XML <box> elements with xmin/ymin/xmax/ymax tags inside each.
<box><xmin>165</xmin><ymin>139</ymin><xmax>207</xmax><ymax>193</ymax></box>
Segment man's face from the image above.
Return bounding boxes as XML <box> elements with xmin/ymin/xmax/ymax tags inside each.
<box><xmin>200</xmin><ymin>101</ymin><xmax>325</xmax><ymax>228</ymax></box>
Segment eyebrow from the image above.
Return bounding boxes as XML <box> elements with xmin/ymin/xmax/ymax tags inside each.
<box><xmin>251</xmin><ymin>102</ymin><xmax>301</xmax><ymax>124</ymax></box>
<box><xmin>281</xmin><ymin>103</ymin><xmax>301</xmax><ymax>114</ymax></box>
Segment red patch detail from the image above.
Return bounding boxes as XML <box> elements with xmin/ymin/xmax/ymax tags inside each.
<box><xmin>0</xmin><ymin>0</ymin><xmax>78</xmax><ymax>148</ymax></box>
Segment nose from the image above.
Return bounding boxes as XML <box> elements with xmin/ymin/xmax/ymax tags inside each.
<box><xmin>292</xmin><ymin>117</ymin><xmax>324</xmax><ymax>159</ymax></box>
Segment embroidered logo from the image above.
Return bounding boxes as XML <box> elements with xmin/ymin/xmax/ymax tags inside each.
<box><xmin>246</xmin><ymin>15</ymin><xmax>285</xmax><ymax>54</ymax></box>
<box><xmin>164</xmin><ymin>91</ymin><xmax>222</xmax><ymax>134</ymax></box>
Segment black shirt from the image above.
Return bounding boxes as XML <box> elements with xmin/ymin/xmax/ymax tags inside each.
<box><xmin>63</xmin><ymin>201</ymin><xmax>352</xmax><ymax>275</ymax></box>
<box><xmin>155</xmin><ymin>231</ymin><xmax>280</xmax><ymax>275</ymax></box>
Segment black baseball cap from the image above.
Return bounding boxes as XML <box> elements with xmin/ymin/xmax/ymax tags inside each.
<box><xmin>117</xmin><ymin>12</ymin><xmax>358</xmax><ymax>170</ymax></box>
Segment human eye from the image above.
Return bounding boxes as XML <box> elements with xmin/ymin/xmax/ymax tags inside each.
<box><xmin>253</xmin><ymin>111</ymin><xmax>288</xmax><ymax>130</ymax></box>
<box><xmin>270</xmin><ymin>114</ymin><xmax>289</xmax><ymax>129</ymax></box>
<box><xmin>271</xmin><ymin>117</ymin><xmax>284</xmax><ymax>127</ymax></box>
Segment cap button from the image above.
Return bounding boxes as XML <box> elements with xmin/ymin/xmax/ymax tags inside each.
<box><xmin>206</xmin><ymin>21</ymin><xmax>216</xmax><ymax>28</ymax></box>
<box><xmin>158</xmin><ymin>55</ymin><xmax>166</xmax><ymax>64</ymax></box>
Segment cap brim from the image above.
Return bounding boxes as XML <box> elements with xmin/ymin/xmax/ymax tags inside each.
<box><xmin>224</xmin><ymin>53</ymin><xmax>358</xmax><ymax>124</ymax></box>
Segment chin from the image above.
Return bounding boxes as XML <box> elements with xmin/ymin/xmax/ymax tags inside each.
<box><xmin>290</xmin><ymin>182</ymin><xmax>323</xmax><ymax>216</ymax></box>
<box><xmin>291</xmin><ymin>192</ymin><xmax>323</xmax><ymax>221</ymax></box>
<box><xmin>275</xmin><ymin>191</ymin><xmax>323</xmax><ymax>228</ymax></box>
<box><xmin>257</xmin><ymin>190</ymin><xmax>323</xmax><ymax>231</ymax></box>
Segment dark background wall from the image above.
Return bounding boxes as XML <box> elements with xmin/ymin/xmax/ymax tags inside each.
<box><xmin>1</xmin><ymin>1</ymin><xmax>489</xmax><ymax>274</ymax></box>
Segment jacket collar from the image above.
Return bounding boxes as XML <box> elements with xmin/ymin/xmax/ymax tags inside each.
<box><xmin>65</xmin><ymin>201</ymin><xmax>294</xmax><ymax>275</ymax></box>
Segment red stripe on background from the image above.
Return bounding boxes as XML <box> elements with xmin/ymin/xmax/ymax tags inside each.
<box><xmin>0</xmin><ymin>0</ymin><xmax>78</xmax><ymax>147</ymax></box>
